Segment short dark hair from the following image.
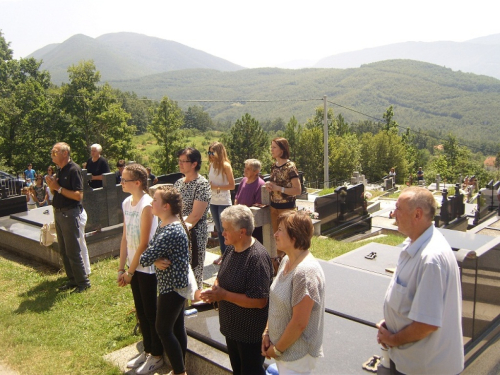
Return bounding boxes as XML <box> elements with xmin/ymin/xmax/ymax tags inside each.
<box><xmin>116</xmin><ymin>159</ymin><xmax>126</xmax><ymax>168</ymax></box>
<box><xmin>272</xmin><ymin>137</ymin><xmax>290</xmax><ymax>160</ymax></box>
<box><xmin>177</xmin><ymin>148</ymin><xmax>202</xmax><ymax>171</ymax></box>
<box><xmin>277</xmin><ymin>210</ymin><xmax>313</xmax><ymax>250</ymax></box>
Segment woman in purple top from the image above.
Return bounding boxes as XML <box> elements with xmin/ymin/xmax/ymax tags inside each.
<box><xmin>235</xmin><ymin>159</ymin><xmax>266</xmax><ymax>243</ymax></box>
<box><xmin>235</xmin><ymin>159</ymin><xmax>265</xmax><ymax>206</ymax></box>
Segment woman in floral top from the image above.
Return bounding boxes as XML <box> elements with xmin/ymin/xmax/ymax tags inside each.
<box><xmin>140</xmin><ymin>186</ymin><xmax>191</xmax><ymax>375</ymax></box>
<box><xmin>265</xmin><ymin>138</ymin><xmax>302</xmax><ymax>259</ymax></box>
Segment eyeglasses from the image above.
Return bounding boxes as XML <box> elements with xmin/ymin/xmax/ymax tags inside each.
<box><xmin>178</xmin><ymin>159</ymin><xmax>192</xmax><ymax>163</ymax></box>
<box><xmin>50</xmin><ymin>150</ymin><xmax>58</xmax><ymax>156</ymax></box>
<box><xmin>120</xmin><ymin>179</ymin><xmax>138</xmax><ymax>184</ymax></box>
<box><xmin>207</xmin><ymin>151</ymin><xmax>215</xmax><ymax>156</ymax></box>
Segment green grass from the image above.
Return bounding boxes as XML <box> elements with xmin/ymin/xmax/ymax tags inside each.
<box><xmin>310</xmin><ymin>233</ymin><xmax>404</xmax><ymax>260</ymax></box>
<box><xmin>0</xmin><ymin>230</ymin><xmax>405</xmax><ymax>374</ymax></box>
<box><xmin>0</xmin><ymin>251</ymin><xmax>137</xmax><ymax>375</ymax></box>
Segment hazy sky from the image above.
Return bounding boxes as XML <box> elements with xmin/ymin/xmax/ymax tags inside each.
<box><xmin>1</xmin><ymin>0</ymin><xmax>499</xmax><ymax>68</ymax></box>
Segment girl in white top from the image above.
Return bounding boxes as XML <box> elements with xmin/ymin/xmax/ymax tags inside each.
<box><xmin>208</xmin><ymin>142</ymin><xmax>235</xmax><ymax>265</ymax></box>
<box><xmin>118</xmin><ymin>164</ymin><xmax>164</xmax><ymax>374</ymax></box>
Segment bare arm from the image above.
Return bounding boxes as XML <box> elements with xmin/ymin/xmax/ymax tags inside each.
<box><xmin>118</xmin><ymin>221</ymin><xmax>128</xmax><ymax>287</ymax></box>
<box><xmin>266</xmin><ymin>177</ymin><xmax>301</xmax><ymax>196</ymax></box>
<box><xmin>265</xmin><ymin>295</ymin><xmax>315</xmax><ymax>357</ymax></box>
<box><xmin>377</xmin><ymin>319</ymin><xmax>438</xmax><ymax>348</ymax></box>
<box><xmin>200</xmin><ymin>284</ymin><xmax>268</xmax><ymax>309</ymax></box>
<box><xmin>186</xmin><ymin>200</ymin><xmax>208</xmax><ymax>227</ymax></box>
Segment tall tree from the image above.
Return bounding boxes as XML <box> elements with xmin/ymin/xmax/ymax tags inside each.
<box><xmin>329</xmin><ymin>133</ymin><xmax>361</xmax><ymax>182</ymax></box>
<box><xmin>0</xmin><ymin>31</ymin><xmax>59</xmax><ymax>173</ymax></box>
<box><xmin>149</xmin><ymin>96</ymin><xmax>185</xmax><ymax>174</ymax></box>
<box><xmin>60</xmin><ymin>61</ymin><xmax>134</xmax><ymax>163</ymax></box>
<box><xmin>183</xmin><ymin>105</ymin><xmax>213</xmax><ymax>132</ymax></box>
<box><xmin>221</xmin><ymin>113</ymin><xmax>269</xmax><ymax>175</ymax></box>
<box><xmin>284</xmin><ymin>116</ymin><xmax>301</xmax><ymax>162</ymax></box>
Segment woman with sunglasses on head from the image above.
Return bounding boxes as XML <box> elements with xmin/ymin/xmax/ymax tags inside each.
<box><xmin>118</xmin><ymin>163</ymin><xmax>164</xmax><ymax>374</ymax></box>
<box><xmin>174</xmin><ymin>148</ymin><xmax>211</xmax><ymax>292</ymax></box>
<box><xmin>207</xmin><ymin>142</ymin><xmax>235</xmax><ymax>266</ymax></box>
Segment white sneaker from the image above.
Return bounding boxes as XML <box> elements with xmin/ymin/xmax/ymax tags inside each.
<box><xmin>126</xmin><ymin>351</ymin><xmax>147</xmax><ymax>369</ymax></box>
<box><xmin>135</xmin><ymin>354</ymin><xmax>164</xmax><ymax>374</ymax></box>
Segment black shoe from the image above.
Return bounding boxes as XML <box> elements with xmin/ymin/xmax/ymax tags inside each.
<box><xmin>71</xmin><ymin>285</ymin><xmax>91</xmax><ymax>294</ymax></box>
<box><xmin>57</xmin><ymin>284</ymin><xmax>77</xmax><ymax>291</ymax></box>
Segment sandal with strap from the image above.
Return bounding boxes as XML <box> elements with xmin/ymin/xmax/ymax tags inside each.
<box><xmin>362</xmin><ymin>355</ymin><xmax>380</xmax><ymax>373</ymax></box>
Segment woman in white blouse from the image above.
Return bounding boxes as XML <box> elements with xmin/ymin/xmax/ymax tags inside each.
<box><xmin>262</xmin><ymin>211</ymin><xmax>325</xmax><ymax>375</ymax></box>
<box><xmin>208</xmin><ymin>142</ymin><xmax>235</xmax><ymax>265</ymax></box>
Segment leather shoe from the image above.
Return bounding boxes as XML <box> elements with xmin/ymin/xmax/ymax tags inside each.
<box><xmin>57</xmin><ymin>284</ymin><xmax>76</xmax><ymax>291</ymax></box>
<box><xmin>71</xmin><ymin>285</ymin><xmax>91</xmax><ymax>294</ymax></box>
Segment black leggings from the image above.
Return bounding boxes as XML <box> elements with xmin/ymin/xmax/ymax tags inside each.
<box><xmin>130</xmin><ymin>271</ymin><xmax>163</xmax><ymax>356</ymax></box>
<box><xmin>156</xmin><ymin>291</ymin><xmax>187</xmax><ymax>374</ymax></box>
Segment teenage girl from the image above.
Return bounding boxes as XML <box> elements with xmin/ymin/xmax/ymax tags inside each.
<box><xmin>119</xmin><ymin>164</ymin><xmax>164</xmax><ymax>375</ymax></box>
<box><xmin>208</xmin><ymin>141</ymin><xmax>235</xmax><ymax>265</ymax></box>
<box><xmin>140</xmin><ymin>186</ymin><xmax>191</xmax><ymax>375</ymax></box>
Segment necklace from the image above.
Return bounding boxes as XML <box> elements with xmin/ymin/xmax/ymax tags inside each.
<box><xmin>283</xmin><ymin>250</ymin><xmax>309</xmax><ymax>276</ymax></box>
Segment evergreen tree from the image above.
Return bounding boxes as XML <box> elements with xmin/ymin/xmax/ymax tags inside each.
<box><xmin>149</xmin><ymin>96</ymin><xmax>185</xmax><ymax>174</ymax></box>
<box><xmin>221</xmin><ymin>113</ymin><xmax>269</xmax><ymax>176</ymax></box>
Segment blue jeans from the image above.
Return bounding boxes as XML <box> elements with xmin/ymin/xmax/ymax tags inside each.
<box><xmin>210</xmin><ymin>204</ymin><xmax>230</xmax><ymax>255</ymax></box>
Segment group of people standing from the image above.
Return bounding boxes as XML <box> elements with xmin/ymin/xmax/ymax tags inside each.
<box><xmin>46</xmin><ymin>137</ymin><xmax>326</xmax><ymax>375</ymax></box>
<box><xmin>22</xmin><ymin>163</ymin><xmax>56</xmax><ymax>209</ymax></box>
<box><xmin>119</xmin><ymin>138</ymin><xmax>325</xmax><ymax>375</ymax></box>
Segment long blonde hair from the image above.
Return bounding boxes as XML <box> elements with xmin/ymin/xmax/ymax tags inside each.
<box><xmin>209</xmin><ymin>141</ymin><xmax>230</xmax><ymax>174</ymax></box>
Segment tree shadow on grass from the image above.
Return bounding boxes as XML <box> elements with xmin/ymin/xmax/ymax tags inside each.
<box><xmin>14</xmin><ymin>277</ymin><xmax>69</xmax><ymax>314</ymax></box>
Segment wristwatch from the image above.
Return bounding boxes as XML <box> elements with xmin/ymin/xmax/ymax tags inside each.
<box><xmin>57</xmin><ymin>186</ymin><xmax>63</xmax><ymax>194</ymax></box>
<box><xmin>274</xmin><ymin>345</ymin><xmax>283</xmax><ymax>357</ymax></box>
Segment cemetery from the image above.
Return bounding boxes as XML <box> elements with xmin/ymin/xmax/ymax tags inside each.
<box><xmin>0</xmin><ymin>169</ymin><xmax>499</xmax><ymax>374</ymax></box>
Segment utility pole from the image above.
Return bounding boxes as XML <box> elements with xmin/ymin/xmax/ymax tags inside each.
<box><xmin>323</xmin><ymin>95</ymin><xmax>329</xmax><ymax>189</ymax></box>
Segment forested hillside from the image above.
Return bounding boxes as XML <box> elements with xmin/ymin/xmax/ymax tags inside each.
<box><xmin>109</xmin><ymin>60</ymin><xmax>500</xmax><ymax>153</ymax></box>
<box><xmin>29</xmin><ymin>32</ymin><xmax>244</xmax><ymax>84</ymax></box>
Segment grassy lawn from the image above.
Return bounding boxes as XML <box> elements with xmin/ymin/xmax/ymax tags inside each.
<box><xmin>310</xmin><ymin>233</ymin><xmax>404</xmax><ymax>260</ymax></box>
<box><xmin>0</xmin><ymin>230</ymin><xmax>404</xmax><ymax>374</ymax></box>
<box><xmin>0</xmin><ymin>251</ymin><xmax>136</xmax><ymax>375</ymax></box>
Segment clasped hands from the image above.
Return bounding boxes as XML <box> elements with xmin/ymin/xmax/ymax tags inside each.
<box><xmin>376</xmin><ymin>319</ymin><xmax>393</xmax><ymax>349</ymax></box>
<box><xmin>199</xmin><ymin>285</ymin><xmax>226</xmax><ymax>303</ymax></box>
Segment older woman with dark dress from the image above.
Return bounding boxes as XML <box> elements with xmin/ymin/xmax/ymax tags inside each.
<box><xmin>262</xmin><ymin>210</ymin><xmax>325</xmax><ymax>375</ymax></box>
<box><xmin>201</xmin><ymin>205</ymin><xmax>273</xmax><ymax>375</ymax></box>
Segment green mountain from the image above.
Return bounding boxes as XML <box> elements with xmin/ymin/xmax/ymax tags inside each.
<box><xmin>28</xmin><ymin>32</ymin><xmax>244</xmax><ymax>84</ymax></box>
<box><xmin>314</xmin><ymin>34</ymin><xmax>500</xmax><ymax>80</ymax></box>
<box><xmin>108</xmin><ymin>60</ymin><xmax>500</xmax><ymax>152</ymax></box>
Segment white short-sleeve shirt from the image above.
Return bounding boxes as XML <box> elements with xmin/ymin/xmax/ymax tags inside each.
<box><xmin>384</xmin><ymin>225</ymin><xmax>464</xmax><ymax>374</ymax></box>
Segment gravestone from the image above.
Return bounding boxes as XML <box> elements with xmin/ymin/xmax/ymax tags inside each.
<box><xmin>314</xmin><ymin>183</ymin><xmax>371</xmax><ymax>238</ymax></box>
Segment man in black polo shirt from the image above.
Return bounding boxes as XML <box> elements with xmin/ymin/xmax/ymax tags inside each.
<box><xmin>46</xmin><ymin>142</ymin><xmax>91</xmax><ymax>293</ymax></box>
<box><xmin>86</xmin><ymin>143</ymin><xmax>110</xmax><ymax>189</ymax></box>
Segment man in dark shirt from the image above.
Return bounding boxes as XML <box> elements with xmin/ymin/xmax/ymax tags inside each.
<box><xmin>46</xmin><ymin>142</ymin><xmax>91</xmax><ymax>293</ymax></box>
<box><xmin>86</xmin><ymin>143</ymin><xmax>110</xmax><ymax>188</ymax></box>
<box><xmin>115</xmin><ymin>159</ymin><xmax>125</xmax><ymax>184</ymax></box>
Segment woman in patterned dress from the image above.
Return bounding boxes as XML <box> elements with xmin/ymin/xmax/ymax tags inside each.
<box><xmin>200</xmin><ymin>205</ymin><xmax>273</xmax><ymax>375</ymax></box>
<box><xmin>262</xmin><ymin>211</ymin><xmax>325</xmax><ymax>375</ymax></box>
<box><xmin>265</xmin><ymin>138</ymin><xmax>302</xmax><ymax>260</ymax></box>
<box><xmin>174</xmin><ymin>148</ymin><xmax>211</xmax><ymax>290</ymax></box>
<box><xmin>140</xmin><ymin>186</ymin><xmax>191</xmax><ymax>375</ymax></box>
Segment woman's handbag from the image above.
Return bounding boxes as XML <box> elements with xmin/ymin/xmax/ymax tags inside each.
<box><xmin>175</xmin><ymin>265</ymin><xmax>197</xmax><ymax>300</ymax></box>
<box><xmin>40</xmin><ymin>222</ymin><xmax>57</xmax><ymax>246</ymax></box>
